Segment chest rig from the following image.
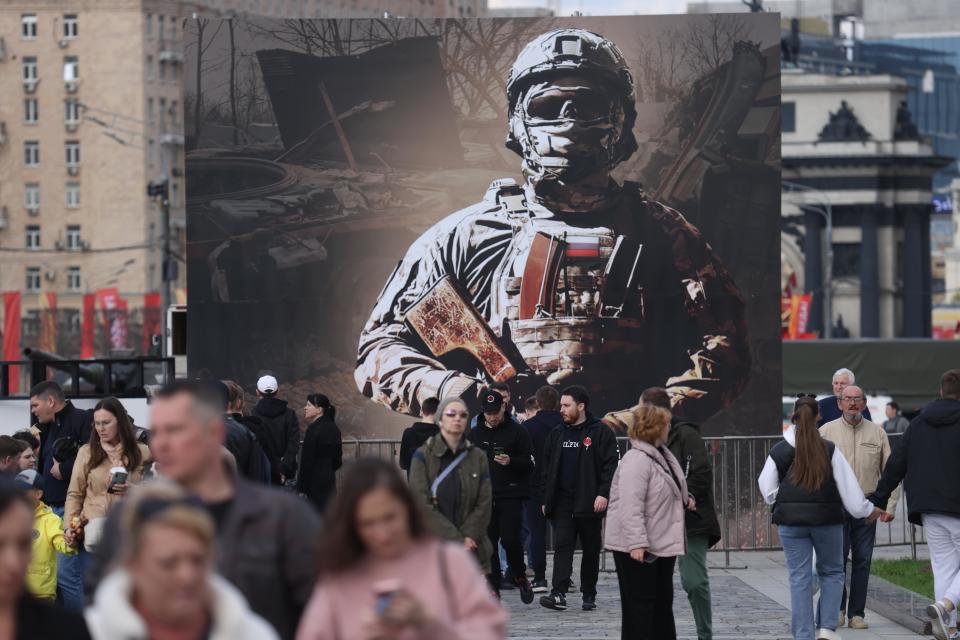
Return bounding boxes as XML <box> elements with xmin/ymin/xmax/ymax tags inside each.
<box><xmin>485</xmin><ymin>179</ymin><xmax>647</xmax><ymax>385</ymax></box>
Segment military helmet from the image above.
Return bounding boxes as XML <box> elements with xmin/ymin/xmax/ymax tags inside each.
<box><xmin>506</xmin><ymin>28</ymin><xmax>638</xmax><ymax>161</ymax></box>
<box><xmin>506</xmin><ymin>28</ymin><xmax>635</xmax><ymax>112</ymax></box>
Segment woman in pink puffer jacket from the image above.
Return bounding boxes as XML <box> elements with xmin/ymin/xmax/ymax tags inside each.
<box><xmin>604</xmin><ymin>404</ymin><xmax>693</xmax><ymax>640</ymax></box>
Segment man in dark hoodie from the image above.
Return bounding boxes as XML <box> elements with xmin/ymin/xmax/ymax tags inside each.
<box><xmin>522</xmin><ymin>385</ymin><xmax>562</xmax><ymax>593</ymax></box>
<box><xmin>870</xmin><ymin>369</ymin><xmax>960</xmax><ymax>640</ymax></box>
<box><xmin>252</xmin><ymin>375</ymin><xmax>300</xmax><ymax>485</ymax></box>
<box><xmin>468</xmin><ymin>389</ymin><xmax>535</xmax><ymax>603</ymax></box>
<box><xmin>539</xmin><ymin>385</ymin><xmax>619</xmax><ymax>613</ymax></box>
<box><xmin>398</xmin><ymin>397</ymin><xmax>440</xmax><ymax>475</ymax></box>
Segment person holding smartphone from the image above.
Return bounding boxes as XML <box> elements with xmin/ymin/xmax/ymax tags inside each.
<box><xmin>64</xmin><ymin>397</ymin><xmax>151</xmax><ymax>574</ymax></box>
<box><xmin>604</xmin><ymin>404</ymin><xmax>695</xmax><ymax>640</ymax></box>
<box><xmin>468</xmin><ymin>390</ymin><xmax>535</xmax><ymax>603</ymax></box>
<box><xmin>297</xmin><ymin>459</ymin><xmax>506</xmax><ymax>640</ymax></box>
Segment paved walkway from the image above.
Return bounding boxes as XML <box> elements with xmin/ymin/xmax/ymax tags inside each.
<box><xmin>503</xmin><ymin>550</ymin><xmax>925</xmax><ymax>639</ymax></box>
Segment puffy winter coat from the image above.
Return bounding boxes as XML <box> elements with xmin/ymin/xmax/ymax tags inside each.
<box><xmin>85</xmin><ymin>570</ymin><xmax>278</xmax><ymax>640</ymax></box>
<box><xmin>604</xmin><ymin>439</ymin><xmax>688</xmax><ymax>558</ymax></box>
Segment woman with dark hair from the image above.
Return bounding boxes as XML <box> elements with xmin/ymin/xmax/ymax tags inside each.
<box><xmin>0</xmin><ymin>483</ymin><xmax>91</xmax><ymax>638</ymax></box>
<box><xmin>296</xmin><ymin>459</ymin><xmax>505</xmax><ymax>640</ymax></box>
<box><xmin>759</xmin><ymin>396</ymin><xmax>882</xmax><ymax>640</ymax></box>
<box><xmin>64</xmin><ymin>397</ymin><xmax>151</xmax><ymax>561</ymax></box>
<box><xmin>296</xmin><ymin>394</ymin><xmax>343</xmax><ymax>511</ymax></box>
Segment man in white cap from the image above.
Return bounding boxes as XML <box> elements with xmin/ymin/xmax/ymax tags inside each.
<box><xmin>252</xmin><ymin>374</ymin><xmax>301</xmax><ymax>486</ymax></box>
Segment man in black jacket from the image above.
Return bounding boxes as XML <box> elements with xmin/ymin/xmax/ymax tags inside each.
<box><xmin>468</xmin><ymin>389</ymin><xmax>535</xmax><ymax>604</ymax></box>
<box><xmin>398</xmin><ymin>397</ymin><xmax>440</xmax><ymax>475</ymax></box>
<box><xmin>252</xmin><ymin>375</ymin><xmax>300</xmax><ymax>485</ymax></box>
<box><xmin>522</xmin><ymin>385</ymin><xmax>562</xmax><ymax>592</ymax></box>
<box><xmin>870</xmin><ymin>369</ymin><xmax>960</xmax><ymax>640</ymax></box>
<box><xmin>644</xmin><ymin>387</ymin><xmax>721</xmax><ymax>640</ymax></box>
<box><xmin>29</xmin><ymin>380</ymin><xmax>92</xmax><ymax>611</ymax></box>
<box><xmin>539</xmin><ymin>385</ymin><xmax>619</xmax><ymax>612</ymax></box>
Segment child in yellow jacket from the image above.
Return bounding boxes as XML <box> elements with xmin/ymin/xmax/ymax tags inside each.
<box><xmin>15</xmin><ymin>469</ymin><xmax>76</xmax><ymax>600</ymax></box>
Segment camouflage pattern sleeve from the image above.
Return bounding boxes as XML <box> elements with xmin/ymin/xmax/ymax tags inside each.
<box><xmin>354</xmin><ymin>204</ymin><xmax>497</xmax><ymax>416</ymax></box>
<box><xmin>650</xmin><ymin>203</ymin><xmax>751</xmax><ymax>423</ymax></box>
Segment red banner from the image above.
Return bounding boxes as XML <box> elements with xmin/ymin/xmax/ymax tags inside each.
<box><xmin>143</xmin><ymin>293</ymin><xmax>162</xmax><ymax>354</ymax></box>
<box><xmin>81</xmin><ymin>294</ymin><xmax>95</xmax><ymax>359</ymax></box>
<box><xmin>783</xmin><ymin>293</ymin><xmax>817</xmax><ymax>340</ymax></box>
<box><xmin>2</xmin><ymin>292</ymin><xmax>21</xmax><ymax>393</ymax></box>
<box><xmin>39</xmin><ymin>292</ymin><xmax>57</xmax><ymax>353</ymax></box>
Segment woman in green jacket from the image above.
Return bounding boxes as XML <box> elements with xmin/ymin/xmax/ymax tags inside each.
<box><xmin>409</xmin><ymin>397</ymin><xmax>493</xmax><ymax>574</ymax></box>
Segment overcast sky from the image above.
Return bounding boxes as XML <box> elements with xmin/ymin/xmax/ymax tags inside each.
<box><xmin>488</xmin><ymin>0</ymin><xmax>690</xmax><ymax>15</ymax></box>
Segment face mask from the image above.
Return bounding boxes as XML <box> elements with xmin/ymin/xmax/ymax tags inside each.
<box><xmin>511</xmin><ymin>82</ymin><xmax>624</xmax><ymax>186</ymax></box>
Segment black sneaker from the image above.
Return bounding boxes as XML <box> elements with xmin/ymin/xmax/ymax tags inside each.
<box><xmin>500</xmin><ymin>575</ymin><xmax>517</xmax><ymax>590</ymax></box>
<box><xmin>531</xmin><ymin>578</ymin><xmax>549</xmax><ymax>594</ymax></box>
<box><xmin>582</xmin><ymin>594</ymin><xmax>596</xmax><ymax>611</ymax></box>
<box><xmin>540</xmin><ymin>591</ymin><xmax>567</xmax><ymax>611</ymax></box>
<box><xmin>516</xmin><ymin>576</ymin><xmax>534</xmax><ymax>604</ymax></box>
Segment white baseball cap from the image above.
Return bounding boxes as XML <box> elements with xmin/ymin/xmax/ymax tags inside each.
<box><xmin>257</xmin><ymin>375</ymin><xmax>279</xmax><ymax>394</ymax></box>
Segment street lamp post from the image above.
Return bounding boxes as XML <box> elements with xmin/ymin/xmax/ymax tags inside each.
<box><xmin>783</xmin><ymin>180</ymin><xmax>834</xmax><ymax>339</ymax></box>
<box><xmin>147</xmin><ymin>180</ymin><xmax>171</xmax><ymax>356</ymax></box>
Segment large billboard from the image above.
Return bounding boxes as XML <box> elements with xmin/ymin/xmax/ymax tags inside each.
<box><xmin>185</xmin><ymin>14</ymin><xmax>782</xmax><ymax>436</ymax></box>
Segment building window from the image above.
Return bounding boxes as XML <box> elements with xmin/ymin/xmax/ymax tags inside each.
<box><xmin>170</xmin><ymin>16</ymin><xmax>177</xmax><ymax>41</ymax></box>
<box><xmin>22</xmin><ymin>57</ymin><xmax>38</xmax><ymax>83</ymax></box>
<box><xmin>146</xmin><ymin>13</ymin><xmax>153</xmax><ymax>36</ymax></box>
<box><xmin>783</xmin><ymin>101</ymin><xmax>796</xmax><ymax>133</ymax></box>
<box><xmin>170</xmin><ymin>99</ymin><xmax>178</xmax><ymax>125</ymax></box>
<box><xmin>147</xmin><ymin>98</ymin><xmax>155</xmax><ymax>126</ymax></box>
<box><xmin>24</xmin><ymin>98</ymin><xmax>38</xmax><ymax>124</ymax></box>
<box><xmin>148</xmin><ymin>139</ymin><xmax>155</xmax><ymax>167</ymax></box>
<box><xmin>65</xmin><ymin>140</ymin><xmax>80</xmax><ymax>166</ymax></box>
<box><xmin>21</xmin><ymin>14</ymin><xmax>37</xmax><ymax>39</ymax></box>
<box><xmin>64</xmin><ymin>56</ymin><xmax>79</xmax><ymax>82</ymax></box>
<box><xmin>25</xmin><ymin>268</ymin><xmax>41</xmax><ymax>293</ymax></box>
<box><xmin>171</xmin><ymin>182</ymin><xmax>180</xmax><ymax>208</ymax></box>
<box><xmin>159</xmin><ymin>60</ymin><xmax>166</xmax><ymax>81</ymax></box>
<box><xmin>63</xmin><ymin>14</ymin><xmax>78</xmax><ymax>39</ymax></box>
<box><xmin>65</xmin><ymin>182</ymin><xmax>80</xmax><ymax>208</ymax></box>
<box><xmin>159</xmin><ymin>97</ymin><xmax>167</xmax><ymax>130</ymax></box>
<box><xmin>25</xmin><ymin>225</ymin><xmax>40</xmax><ymax>250</ymax></box>
<box><xmin>24</xmin><ymin>141</ymin><xmax>39</xmax><ymax>167</ymax></box>
<box><xmin>67</xmin><ymin>267</ymin><xmax>81</xmax><ymax>292</ymax></box>
<box><xmin>147</xmin><ymin>55</ymin><xmax>154</xmax><ymax>81</ymax></box>
<box><xmin>65</xmin><ymin>98</ymin><xmax>80</xmax><ymax>125</ymax></box>
<box><xmin>158</xmin><ymin>15</ymin><xmax>165</xmax><ymax>43</ymax></box>
<box><xmin>832</xmin><ymin>243</ymin><xmax>861</xmax><ymax>279</ymax></box>
<box><xmin>24</xmin><ymin>183</ymin><xmax>40</xmax><ymax>209</ymax></box>
<box><xmin>66</xmin><ymin>225</ymin><xmax>81</xmax><ymax>250</ymax></box>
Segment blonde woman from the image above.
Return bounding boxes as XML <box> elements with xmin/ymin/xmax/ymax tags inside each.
<box><xmin>84</xmin><ymin>481</ymin><xmax>277</xmax><ymax>640</ymax></box>
<box><xmin>604</xmin><ymin>404</ymin><xmax>694</xmax><ymax>640</ymax></box>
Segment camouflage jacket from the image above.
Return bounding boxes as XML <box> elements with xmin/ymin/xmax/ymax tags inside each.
<box><xmin>355</xmin><ymin>180</ymin><xmax>750</xmax><ymax>423</ymax></box>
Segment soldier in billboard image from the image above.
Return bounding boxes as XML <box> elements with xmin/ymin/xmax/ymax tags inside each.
<box><xmin>355</xmin><ymin>28</ymin><xmax>751</xmax><ymax>423</ymax></box>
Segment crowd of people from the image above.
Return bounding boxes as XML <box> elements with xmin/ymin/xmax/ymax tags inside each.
<box><xmin>0</xmin><ymin>365</ymin><xmax>954</xmax><ymax>640</ymax></box>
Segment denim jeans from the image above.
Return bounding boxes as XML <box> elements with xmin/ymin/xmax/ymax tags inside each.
<box><xmin>779</xmin><ymin>524</ymin><xmax>844</xmax><ymax>640</ymax></box>
<box><xmin>841</xmin><ymin>514</ymin><xmax>877</xmax><ymax>619</ymax></box>
<box><xmin>51</xmin><ymin>505</ymin><xmax>85</xmax><ymax>610</ymax></box>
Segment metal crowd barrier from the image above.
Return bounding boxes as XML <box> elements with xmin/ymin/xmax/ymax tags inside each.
<box><xmin>341</xmin><ymin>433</ymin><xmax>923</xmax><ymax>568</ymax></box>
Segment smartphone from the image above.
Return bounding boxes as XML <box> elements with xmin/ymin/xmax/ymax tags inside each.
<box><xmin>493</xmin><ymin>446</ymin><xmax>506</xmax><ymax>457</ymax></box>
<box><xmin>373</xmin><ymin>579</ymin><xmax>401</xmax><ymax>616</ymax></box>
<box><xmin>643</xmin><ymin>552</ymin><xmax>659</xmax><ymax>564</ymax></box>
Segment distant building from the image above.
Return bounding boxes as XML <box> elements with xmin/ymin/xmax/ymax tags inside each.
<box><xmin>782</xmin><ymin>69</ymin><xmax>949</xmax><ymax>338</ymax></box>
<box><xmin>0</xmin><ymin>0</ymin><xmax>187</xmax><ymax>355</ymax></box>
<box><xmin>183</xmin><ymin>0</ymin><xmax>488</xmax><ymax>18</ymax></box>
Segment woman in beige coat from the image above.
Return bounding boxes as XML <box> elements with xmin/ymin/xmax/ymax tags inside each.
<box><xmin>65</xmin><ymin>397</ymin><xmax>151</xmax><ymax>567</ymax></box>
<box><xmin>604</xmin><ymin>404</ymin><xmax>694</xmax><ymax>640</ymax></box>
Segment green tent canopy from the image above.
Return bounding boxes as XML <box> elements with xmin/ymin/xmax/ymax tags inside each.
<box><xmin>784</xmin><ymin>340</ymin><xmax>960</xmax><ymax>410</ymax></box>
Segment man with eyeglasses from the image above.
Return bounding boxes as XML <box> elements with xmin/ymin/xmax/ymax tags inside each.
<box><xmin>818</xmin><ymin>368</ymin><xmax>872</xmax><ymax>427</ymax></box>
<box><xmin>820</xmin><ymin>384</ymin><xmax>900</xmax><ymax>630</ymax></box>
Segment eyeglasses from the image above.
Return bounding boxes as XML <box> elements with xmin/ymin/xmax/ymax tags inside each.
<box><xmin>841</xmin><ymin>396</ymin><xmax>864</xmax><ymax>403</ymax></box>
<box><xmin>795</xmin><ymin>393</ymin><xmax>816</xmax><ymax>399</ymax></box>
<box><xmin>443</xmin><ymin>410</ymin><xmax>469</xmax><ymax>419</ymax></box>
<box><xmin>526</xmin><ymin>87</ymin><xmax>611</xmax><ymax>121</ymax></box>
